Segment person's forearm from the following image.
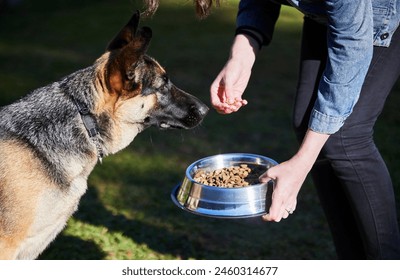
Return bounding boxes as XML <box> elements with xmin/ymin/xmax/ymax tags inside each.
<box><xmin>260</xmin><ymin>128</ymin><xmax>330</xmax><ymax>222</ymax></box>
<box><xmin>293</xmin><ymin>129</ymin><xmax>330</xmax><ymax>172</ymax></box>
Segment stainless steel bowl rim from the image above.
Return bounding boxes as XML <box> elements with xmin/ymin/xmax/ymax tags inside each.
<box><xmin>185</xmin><ymin>153</ymin><xmax>278</xmax><ymax>184</ymax></box>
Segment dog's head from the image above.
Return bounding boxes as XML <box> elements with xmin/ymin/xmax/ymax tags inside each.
<box><xmin>97</xmin><ymin>10</ymin><xmax>208</xmax><ymax>132</ymax></box>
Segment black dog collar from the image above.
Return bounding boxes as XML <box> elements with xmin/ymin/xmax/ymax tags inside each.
<box><xmin>73</xmin><ymin>98</ymin><xmax>104</xmax><ymax>163</ymax></box>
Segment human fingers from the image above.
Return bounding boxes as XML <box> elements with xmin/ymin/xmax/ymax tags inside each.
<box><xmin>224</xmin><ymin>99</ymin><xmax>248</xmax><ymax>113</ymax></box>
<box><xmin>210</xmin><ymin>66</ymin><xmax>249</xmax><ymax>114</ymax></box>
<box><xmin>213</xmin><ymin>97</ymin><xmax>248</xmax><ymax>114</ymax></box>
<box><xmin>259</xmin><ymin>166</ymin><xmax>297</xmax><ymax>222</ymax></box>
<box><xmin>210</xmin><ymin>73</ymin><xmax>228</xmax><ymax>106</ymax></box>
<box><xmin>212</xmin><ymin>100</ymin><xmax>240</xmax><ymax>114</ymax></box>
<box><xmin>262</xmin><ymin>208</ymin><xmax>289</xmax><ymax>222</ymax></box>
<box><xmin>262</xmin><ymin>203</ymin><xmax>296</xmax><ymax>222</ymax></box>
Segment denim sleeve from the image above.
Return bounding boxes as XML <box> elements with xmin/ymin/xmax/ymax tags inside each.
<box><xmin>309</xmin><ymin>0</ymin><xmax>374</xmax><ymax>134</ymax></box>
<box><xmin>236</xmin><ymin>0</ymin><xmax>281</xmax><ymax>45</ymax></box>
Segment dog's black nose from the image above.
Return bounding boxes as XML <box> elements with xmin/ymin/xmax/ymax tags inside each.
<box><xmin>181</xmin><ymin>102</ymin><xmax>208</xmax><ymax>129</ymax></box>
<box><xmin>192</xmin><ymin>103</ymin><xmax>209</xmax><ymax>118</ymax></box>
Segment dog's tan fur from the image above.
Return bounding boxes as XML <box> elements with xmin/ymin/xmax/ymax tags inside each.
<box><xmin>0</xmin><ymin>140</ymin><xmax>66</xmax><ymax>259</ymax></box>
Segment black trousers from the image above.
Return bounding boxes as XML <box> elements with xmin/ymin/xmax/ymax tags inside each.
<box><xmin>293</xmin><ymin>17</ymin><xmax>400</xmax><ymax>259</ymax></box>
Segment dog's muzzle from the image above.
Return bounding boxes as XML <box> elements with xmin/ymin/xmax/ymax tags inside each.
<box><xmin>147</xmin><ymin>97</ymin><xmax>209</xmax><ymax>130</ymax></box>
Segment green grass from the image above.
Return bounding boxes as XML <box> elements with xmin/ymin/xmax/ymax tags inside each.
<box><xmin>0</xmin><ymin>0</ymin><xmax>399</xmax><ymax>260</ymax></box>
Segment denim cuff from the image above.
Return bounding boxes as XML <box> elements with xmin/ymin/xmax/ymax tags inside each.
<box><xmin>308</xmin><ymin>109</ymin><xmax>347</xmax><ymax>134</ymax></box>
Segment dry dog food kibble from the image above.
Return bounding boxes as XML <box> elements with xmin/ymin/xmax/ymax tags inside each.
<box><xmin>193</xmin><ymin>164</ymin><xmax>267</xmax><ymax>188</ymax></box>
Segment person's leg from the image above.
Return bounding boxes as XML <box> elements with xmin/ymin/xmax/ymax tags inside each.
<box><xmin>293</xmin><ymin>17</ymin><xmax>366</xmax><ymax>259</ymax></box>
<box><xmin>321</xmin><ymin>25</ymin><xmax>400</xmax><ymax>259</ymax></box>
<box><xmin>293</xmin><ymin>17</ymin><xmax>400</xmax><ymax>259</ymax></box>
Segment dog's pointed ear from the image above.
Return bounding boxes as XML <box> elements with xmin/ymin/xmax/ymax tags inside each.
<box><xmin>106</xmin><ymin>10</ymin><xmax>152</xmax><ymax>53</ymax></box>
<box><xmin>104</xmin><ymin>10</ymin><xmax>153</xmax><ymax>96</ymax></box>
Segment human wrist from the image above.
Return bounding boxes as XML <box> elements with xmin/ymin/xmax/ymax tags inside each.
<box><xmin>229</xmin><ymin>34</ymin><xmax>258</xmax><ymax>66</ymax></box>
<box><xmin>293</xmin><ymin>129</ymin><xmax>330</xmax><ymax>171</ymax></box>
<box><xmin>235</xmin><ymin>27</ymin><xmax>264</xmax><ymax>50</ymax></box>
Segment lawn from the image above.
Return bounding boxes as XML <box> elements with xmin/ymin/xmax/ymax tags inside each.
<box><xmin>0</xmin><ymin>0</ymin><xmax>399</xmax><ymax>260</ymax></box>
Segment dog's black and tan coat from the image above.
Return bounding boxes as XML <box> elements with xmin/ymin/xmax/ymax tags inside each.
<box><xmin>0</xmin><ymin>11</ymin><xmax>208</xmax><ymax>259</ymax></box>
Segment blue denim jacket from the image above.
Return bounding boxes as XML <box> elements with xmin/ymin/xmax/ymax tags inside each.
<box><xmin>237</xmin><ymin>0</ymin><xmax>400</xmax><ymax>134</ymax></box>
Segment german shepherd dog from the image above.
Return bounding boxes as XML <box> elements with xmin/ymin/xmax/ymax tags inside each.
<box><xmin>0</xmin><ymin>11</ymin><xmax>208</xmax><ymax>259</ymax></box>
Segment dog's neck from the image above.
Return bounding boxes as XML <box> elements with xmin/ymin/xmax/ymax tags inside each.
<box><xmin>73</xmin><ymin>97</ymin><xmax>104</xmax><ymax>164</ymax></box>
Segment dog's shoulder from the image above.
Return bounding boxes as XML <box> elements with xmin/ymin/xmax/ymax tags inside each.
<box><xmin>0</xmin><ymin>67</ymin><xmax>101</xmax><ymax>186</ymax></box>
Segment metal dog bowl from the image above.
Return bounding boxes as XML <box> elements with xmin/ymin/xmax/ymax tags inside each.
<box><xmin>171</xmin><ymin>153</ymin><xmax>278</xmax><ymax>218</ymax></box>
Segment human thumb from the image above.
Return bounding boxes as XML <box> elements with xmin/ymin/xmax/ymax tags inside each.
<box><xmin>259</xmin><ymin>166</ymin><xmax>276</xmax><ymax>183</ymax></box>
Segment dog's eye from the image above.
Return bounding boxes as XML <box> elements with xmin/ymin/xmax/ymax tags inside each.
<box><xmin>162</xmin><ymin>75</ymin><xmax>169</xmax><ymax>84</ymax></box>
<box><xmin>160</xmin><ymin>75</ymin><xmax>169</xmax><ymax>91</ymax></box>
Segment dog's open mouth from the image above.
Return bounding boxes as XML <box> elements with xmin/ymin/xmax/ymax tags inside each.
<box><xmin>143</xmin><ymin>117</ymin><xmax>187</xmax><ymax>130</ymax></box>
<box><xmin>158</xmin><ymin>120</ymin><xmax>197</xmax><ymax>130</ymax></box>
<box><xmin>160</xmin><ymin>122</ymin><xmax>182</xmax><ymax>129</ymax></box>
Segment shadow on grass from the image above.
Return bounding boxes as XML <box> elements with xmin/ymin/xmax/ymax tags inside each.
<box><xmin>39</xmin><ymin>146</ymin><xmax>335</xmax><ymax>260</ymax></box>
<box><xmin>39</xmin><ymin>234</ymin><xmax>107</xmax><ymax>260</ymax></box>
<box><xmin>40</xmin><ymin>182</ymin><xmax>333</xmax><ymax>260</ymax></box>
<box><xmin>40</xmin><ymin>186</ymin><xmax>199</xmax><ymax>260</ymax></box>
